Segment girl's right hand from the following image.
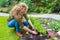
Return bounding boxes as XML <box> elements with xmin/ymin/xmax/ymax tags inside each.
<box><xmin>16</xmin><ymin>32</ymin><xmax>23</xmax><ymax>37</ymax></box>
<box><xmin>31</xmin><ymin>31</ymin><xmax>38</xmax><ymax>35</ymax></box>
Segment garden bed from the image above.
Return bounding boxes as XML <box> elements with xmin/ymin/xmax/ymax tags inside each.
<box><xmin>29</xmin><ymin>17</ymin><xmax>60</xmax><ymax>40</ymax></box>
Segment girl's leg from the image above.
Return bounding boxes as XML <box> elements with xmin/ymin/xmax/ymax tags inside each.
<box><xmin>8</xmin><ymin>19</ymin><xmax>16</xmax><ymax>27</ymax></box>
<box><xmin>15</xmin><ymin>22</ymin><xmax>20</xmax><ymax>32</ymax></box>
<box><xmin>23</xmin><ymin>20</ymin><xmax>29</xmax><ymax>26</ymax></box>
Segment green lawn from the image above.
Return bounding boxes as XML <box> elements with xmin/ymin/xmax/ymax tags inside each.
<box><xmin>0</xmin><ymin>16</ymin><xmax>18</xmax><ymax>40</ymax></box>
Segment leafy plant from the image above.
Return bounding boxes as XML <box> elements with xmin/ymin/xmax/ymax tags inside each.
<box><xmin>29</xmin><ymin>17</ymin><xmax>47</xmax><ymax>35</ymax></box>
<box><xmin>49</xmin><ymin>20</ymin><xmax>60</xmax><ymax>31</ymax></box>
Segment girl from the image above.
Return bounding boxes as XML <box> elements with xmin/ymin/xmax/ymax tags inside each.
<box><xmin>7</xmin><ymin>2</ymin><xmax>37</xmax><ymax>37</ymax></box>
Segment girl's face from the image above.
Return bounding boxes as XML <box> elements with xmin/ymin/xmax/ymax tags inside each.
<box><xmin>19</xmin><ymin>3</ymin><xmax>28</xmax><ymax>14</ymax></box>
<box><xmin>21</xmin><ymin>5</ymin><xmax>28</xmax><ymax>14</ymax></box>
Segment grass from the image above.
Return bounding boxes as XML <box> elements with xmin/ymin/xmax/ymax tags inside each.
<box><xmin>0</xmin><ymin>16</ymin><xmax>18</xmax><ymax>40</ymax></box>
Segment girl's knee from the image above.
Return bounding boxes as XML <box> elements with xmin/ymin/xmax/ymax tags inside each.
<box><xmin>23</xmin><ymin>21</ymin><xmax>28</xmax><ymax>26</ymax></box>
<box><xmin>7</xmin><ymin>19</ymin><xmax>16</xmax><ymax>27</ymax></box>
<box><xmin>8</xmin><ymin>23</ymin><xmax>12</xmax><ymax>27</ymax></box>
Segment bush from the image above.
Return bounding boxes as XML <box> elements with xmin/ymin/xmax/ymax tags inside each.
<box><xmin>20</xmin><ymin>0</ymin><xmax>60</xmax><ymax>13</ymax></box>
<box><xmin>5</xmin><ymin>6</ymin><xmax>12</xmax><ymax>13</ymax></box>
<box><xmin>51</xmin><ymin>1</ymin><xmax>60</xmax><ymax>13</ymax></box>
<box><xmin>1</xmin><ymin>0</ymin><xmax>60</xmax><ymax>13</ymax></box>
<box><xmin>34</xmin><ymin>0</ymin><xmax>60</xmax><ymax>13</ymax></box>
<box><xmin>0</xmin><ymin>0</ymin><xmax>9</xmax><ymax>7</ymax></box>
<box><xmin>0</xmin><ymin>6</ymin><xmax>12</xmax><ymax>13</ymax></box>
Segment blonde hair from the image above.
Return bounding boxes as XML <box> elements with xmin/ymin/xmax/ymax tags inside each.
<box><xmin>10</xmin><ymin>2</ymin><xmax>28</xmax><ymax>17</ymax></box>
<box><xmin>19</xmin><ymin>2</ymin><xmax>28</xmax><ymax>9</ymax></box>
<box><xmin>9</xmin><ymin>2</ymin><xmax>28</xmax><ymax>23</ymax></box>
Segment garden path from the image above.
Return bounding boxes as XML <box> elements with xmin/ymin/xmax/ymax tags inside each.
<box><xmin>0</xmin><ymin>12</ymin><xmax>60</xmax><ymax>20</ymax></box>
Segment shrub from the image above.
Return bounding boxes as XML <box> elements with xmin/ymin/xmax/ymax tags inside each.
<box><xmin>20</xmin><ymin>0</ymin><xmax>60</xmax><ymax>13</ymax></box>
<box><xmin>0</xmin><ymin>0</ymin><xmax>9</xmax><ymax>7</ymax></box>
<box><xmin>33</xmin><ymin>0</ymin><xmax>60</xmax><ymax>13</ymax></box>
<box><xmin>1</xmin><ymin>0</ymin><xmax>60</xmax><ymax>13</ymax></box>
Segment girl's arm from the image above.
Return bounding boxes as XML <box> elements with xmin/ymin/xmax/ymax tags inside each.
<box><xmin>23</xmin><ymin>14</ymin><xmax>34</xmax><ymax>29</ymax></box>
<box><xmin>28</xmin><ymin>19</ymin><xmax>34</xmax><ymax>29</ymax></box>
<box><xmin>23</xmin><ymin>26</ymin><xmax>37</xmax><ymax>34</ymax></box>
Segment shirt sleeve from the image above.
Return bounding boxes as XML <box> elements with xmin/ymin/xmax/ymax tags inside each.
<box><xmin>23</xmin><ymin>14</ymin><xmax>29</xmax><ymax>20</ymax></box>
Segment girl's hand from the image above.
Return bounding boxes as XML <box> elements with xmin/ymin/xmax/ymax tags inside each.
<box><xmin>16</xmin><ymin>32</ymin><xmax>23</xmax><ymax>37</ymax></box>
<box><xmin>31</xmin><ymin>31</ymin><xmax>38</xmax><ymax>35</ymax></box>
